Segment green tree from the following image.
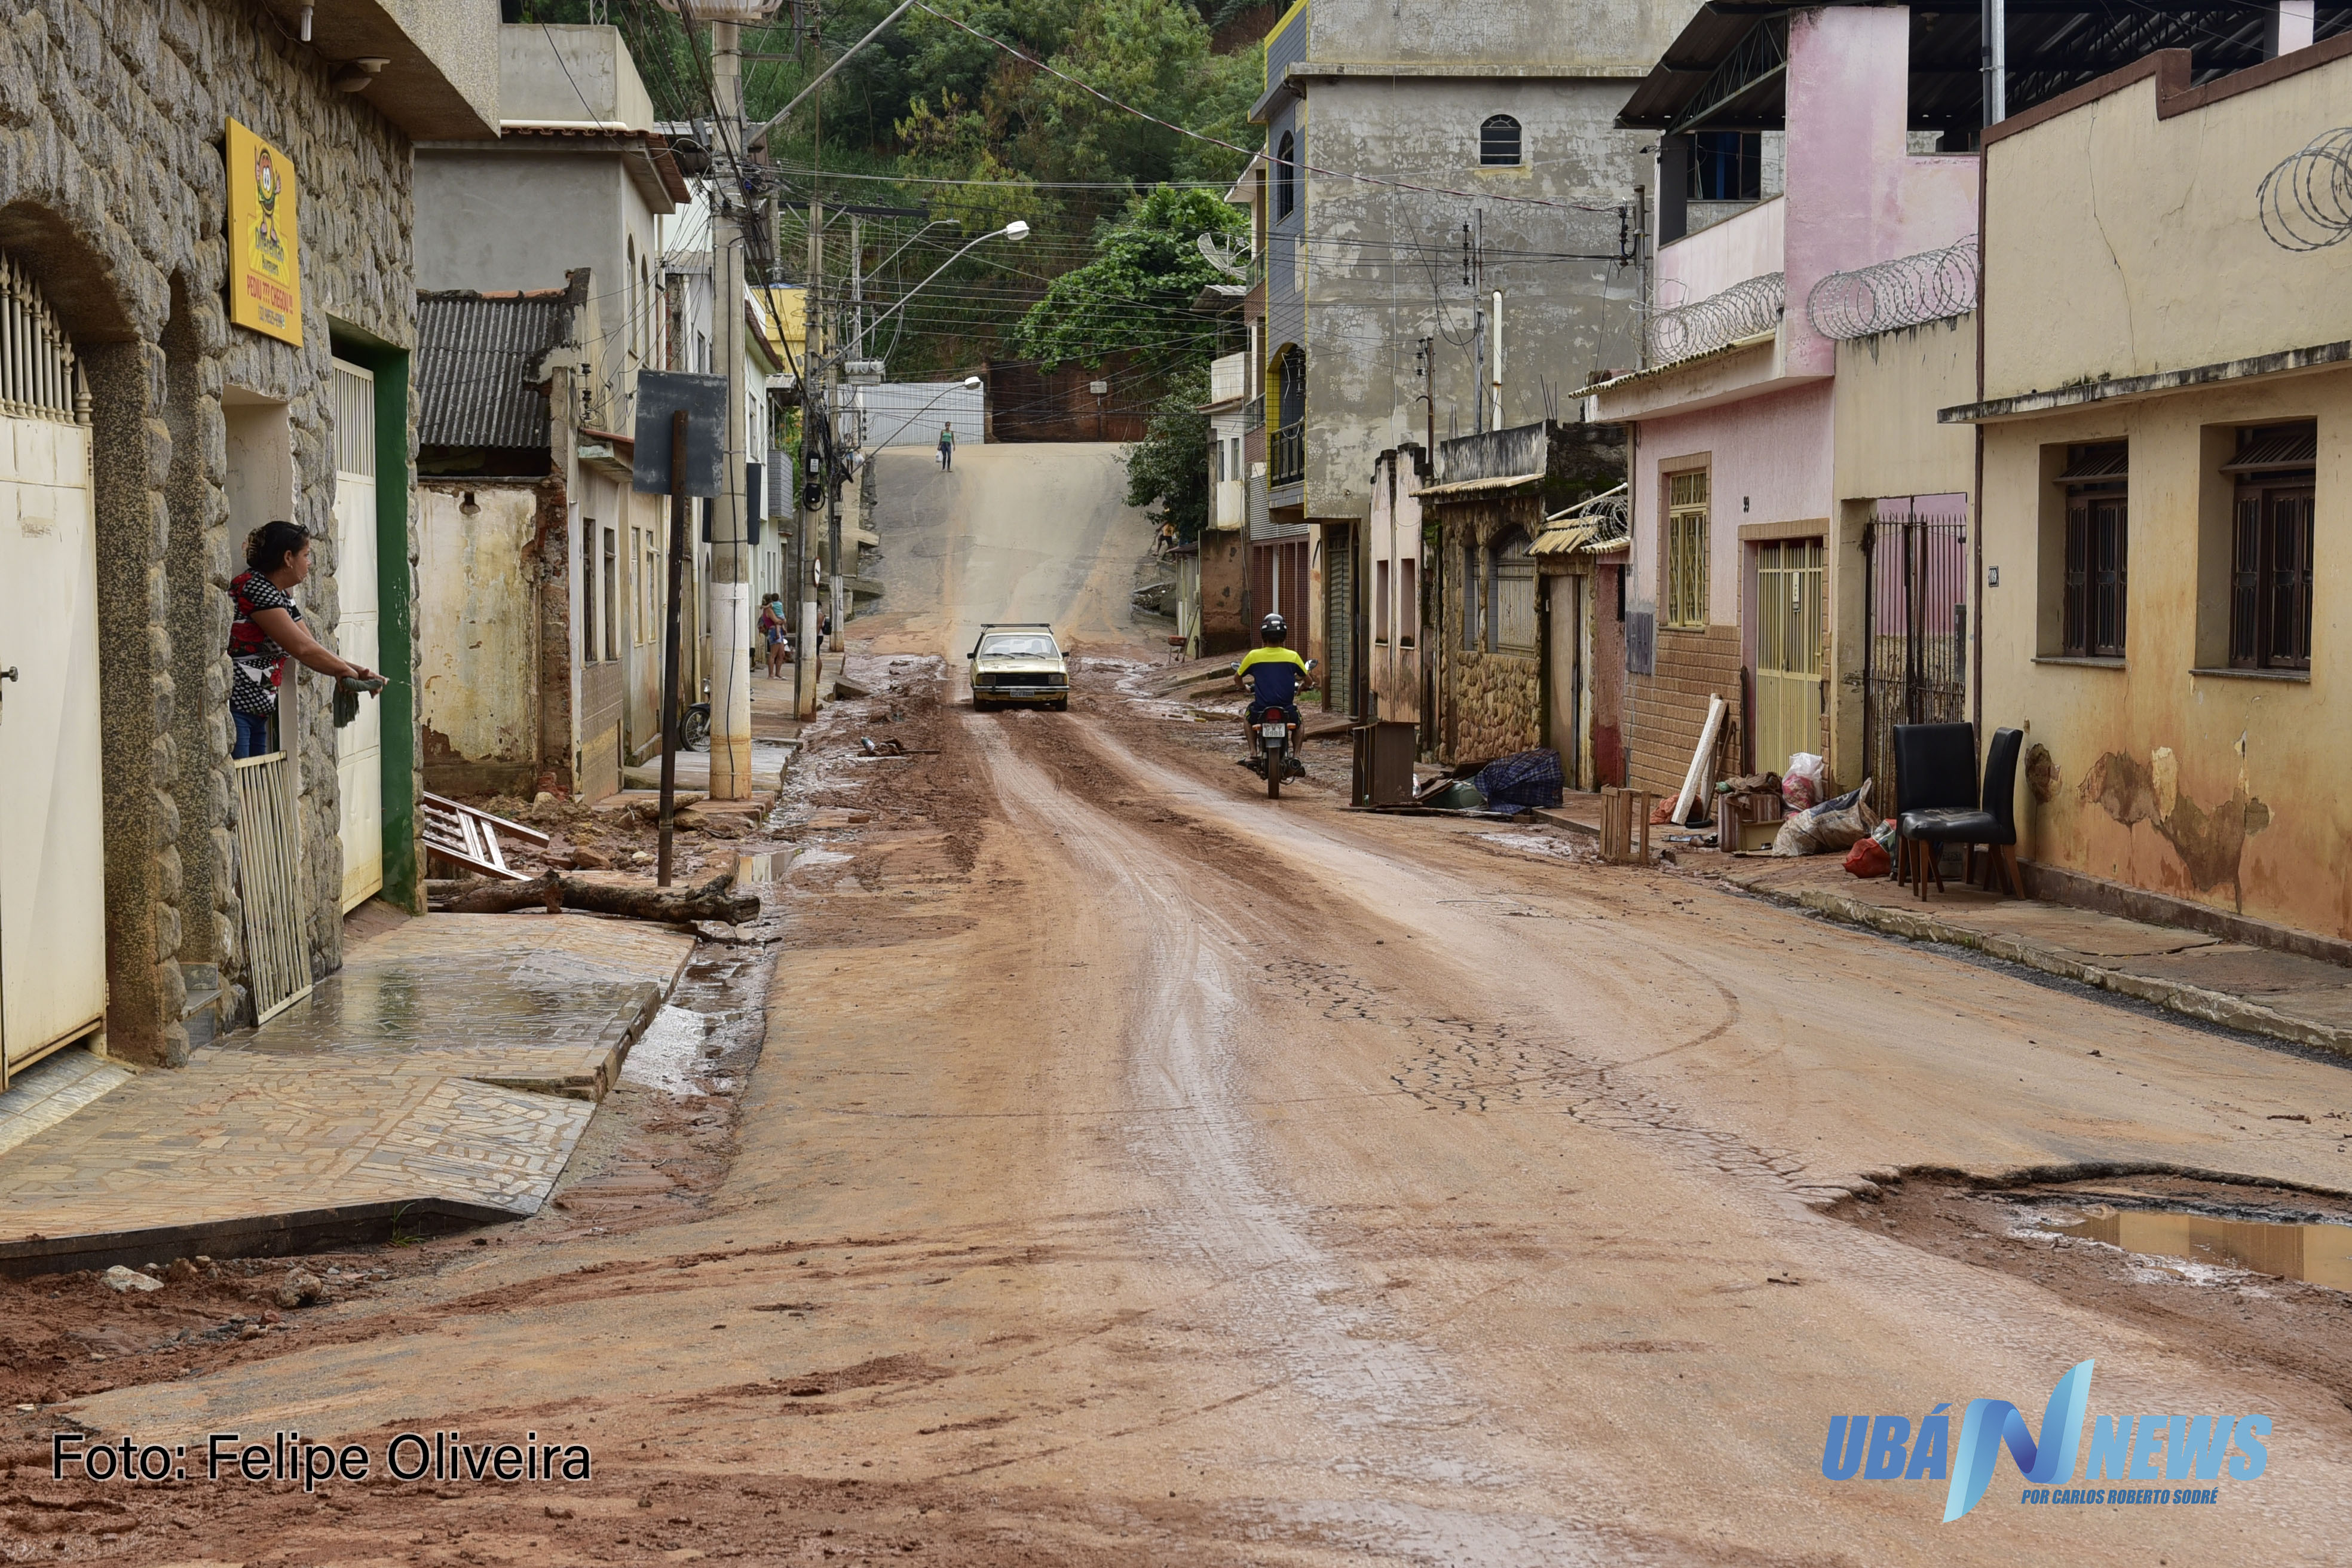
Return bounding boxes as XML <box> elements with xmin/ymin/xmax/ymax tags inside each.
<box><xmin>1012</xmin><ymin>186</ymin><xmax>1247</xmax><ymax>375</ymax></box>
<box><xmin>1124</xmin><ymin>366</ymin><xmax>1213</xmax><ymax>543</ymax></box>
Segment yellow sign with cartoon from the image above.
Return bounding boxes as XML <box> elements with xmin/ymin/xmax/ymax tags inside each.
<box><xmin>227</xmin><ymin>119</ymin><xmax>301</xmax><ymax>345</ymax></box>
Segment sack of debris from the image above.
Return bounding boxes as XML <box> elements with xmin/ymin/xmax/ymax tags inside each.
<box><xmin>1843</xmin><ymin>835</ymin><xmax>1892</xmax><ymax>878</ymax></box>
<box><xmin>1472</xmin><ymin>748</ymin><xmax>1564</xmax><ymax>810</ymax></box>
<box><xmin>1771</xmin><ymin>778</ymin><xmax>1878</xmax><ymax>856</ymax></box>
<box><xmin>1781</xmin><ymin>754</ymin><xmax>1827</xmax><ymax>812</ymax></box>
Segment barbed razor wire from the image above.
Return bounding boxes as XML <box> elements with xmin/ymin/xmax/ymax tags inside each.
<box><xmin>1644</xmin><ymin>272</ymin><xmax>1786</xmax><ymax>368</ymax></box>
<box><xmin>2258</xmin><ymin>128</ymin><xmax>2352</xmax><ymax>251</ymax></box>
<box><xmin>1805</xmin><ymin>235</ymin><xmax>1979</xmax><ymax>341</ymax></box>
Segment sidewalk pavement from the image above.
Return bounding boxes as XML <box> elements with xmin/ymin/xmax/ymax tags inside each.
<box><xmin>1725</xmin><ymin>857</ymin><xmax>2352</xmax><ymax>1058</ymax></box>
<box><xmin>0</xmin><ymin>912</ymin><xmax>693</xmax><ymax>1276</ymax></box>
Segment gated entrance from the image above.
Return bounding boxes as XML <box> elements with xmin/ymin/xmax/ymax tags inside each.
<box><xmin>332</xmin><ymin>359</ymin><xmax>382</xmax><ymax>911</ymax></box>
<box><xmin>1862</xmin><ymin>496</ymin><xmax>1970</xmax><ymax>794</ymax></box>
<box><xmin>1753</xmin><ymin>537</ymin><xmax>1824</xmax><ymax>777</ymax></box>
<box><xmin>0</xmin><ymin>255</ymin><xmax>106</xmax><ymax>1088</ymax></box>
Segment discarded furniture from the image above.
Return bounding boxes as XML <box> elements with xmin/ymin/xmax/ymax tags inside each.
<box><xmin>1353</xmin><ymin>721</ymin><xmax>1419</xmax><ymax>807</ymax></box>
<box><xmin>421</xmin><ymin>792</ymin><xmax>551</xmax><ymax>881</ymax></box>
<box><xmin>1721</xmin><ymin>787</ymin><xmax>1786</xmax><ymax>852</ymax></box>
<box><xmin>1600</xmin><ymin>786</ymin><xmax>1656</xmax><ymax>864</ymax></box>
<box><xmin>1898</xmin><ymin>727</ymin><xmax>2024</xmax><ymax>897</ymax></box>
<box><xmin>1891</xmin><ymin>722</ymin><xmax>1980</xmax><ymax>898</ymax></box>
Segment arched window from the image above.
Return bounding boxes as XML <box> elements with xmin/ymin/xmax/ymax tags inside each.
<box><xmin>1276</xmin><ymin>130</ymin><xmax>1297</xmax><ymax>218</ymax></box>
<box><xmin>1480</xmin><ymin>115</ymin><xmax>1522</xmax><ymax>168</ymax></box>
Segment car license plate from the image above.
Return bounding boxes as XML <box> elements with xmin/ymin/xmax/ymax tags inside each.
<box><xmin>1261</xmin><ymin>723</ymin><xmax>1288</xmax><ymax>739</ymax></box>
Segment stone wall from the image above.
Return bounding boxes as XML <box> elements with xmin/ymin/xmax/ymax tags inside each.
<box><xmin>1437</xmin><ymin>497</ymin><xmax>1544</xmax><ymax>766</ymax></box>
<box><xmin>1</xmin><ymin>0</ymin><xmax>420</xmax><ymax>1061</ymax></box>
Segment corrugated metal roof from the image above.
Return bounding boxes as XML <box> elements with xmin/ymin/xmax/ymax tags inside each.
<box><xmin>416</xmin><ymin>280</ymin><xmax>582</xmax><ymax>451</ymax></box>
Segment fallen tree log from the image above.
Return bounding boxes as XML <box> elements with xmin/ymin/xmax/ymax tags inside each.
<box><xmin>434</xmin><ymin>870</ymin><xmax>759</xmax><ymax>926</ymax></box>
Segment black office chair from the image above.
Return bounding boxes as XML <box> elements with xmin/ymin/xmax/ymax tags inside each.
<box><xmin>1898</xmin><ymin>726</ymin><xmax>2025</xmax><ymax>898</ymax></box>
<box><xmin>1891</xmin><ymin>722</ymin><xmax>1978</xmax><ymax>898</ymax></box>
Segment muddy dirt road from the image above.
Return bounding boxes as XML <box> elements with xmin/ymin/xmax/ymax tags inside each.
<box><xmin>24</xmin><ymin>653</ymin><xmax>2352</xmax><ymax>1566</ymax></box>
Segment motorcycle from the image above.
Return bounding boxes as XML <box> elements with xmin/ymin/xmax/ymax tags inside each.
<box><xmin>1242</xmin><ymin>658</ymin><xmax>1315</xmax><ymax>800</ymax></box>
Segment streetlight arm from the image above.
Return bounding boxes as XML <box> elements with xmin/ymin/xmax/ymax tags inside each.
<box><xmin>750</xmin><ymin>0</ymin><xmax>918</xmax><ymax>148</ymax></box>
<box><xmin>859</xmin><ymin>225</ymin><xmax>1026</xmax><ymax>345</ymax></box>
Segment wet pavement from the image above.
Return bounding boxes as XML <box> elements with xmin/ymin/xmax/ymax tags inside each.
<box><xmin>1726</xmin><ymin>855</ymin><xmax>2352</xmax><ymax>1055</ymax></box>
<box><xmin>0</xmin><ymin>914</ymin><xmax>694</xmax><ymax>1275</ymax></box>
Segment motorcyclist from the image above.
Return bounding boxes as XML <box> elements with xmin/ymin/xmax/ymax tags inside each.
<box><xmin>1233</xmin><ymin>612</ymin><xmax>1311</xmax><ymax>776</ymax></box>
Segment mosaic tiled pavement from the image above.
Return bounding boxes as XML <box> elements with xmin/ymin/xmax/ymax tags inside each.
<box><xmin>0</xmin><ymin>914</ymin><xmax>695</xmax><ymax>1275</ymax></box>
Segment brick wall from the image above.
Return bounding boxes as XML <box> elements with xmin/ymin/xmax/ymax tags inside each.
<box><xmin>1627</xmin><ymin>624</ymin><xmax>1741</xmax><ymax>798</ymax></box>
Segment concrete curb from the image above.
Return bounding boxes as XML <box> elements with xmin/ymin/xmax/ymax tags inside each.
<box><xmin>1723</xmin><ymin>871</ymin><xmax>2352</xmax><ymax>1061</ymax></box>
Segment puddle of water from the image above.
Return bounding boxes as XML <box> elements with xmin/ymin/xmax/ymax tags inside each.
<box><xmin>734</xmin><ymin>848</ymin><xmax>797</xmax><ymax>883</ymax></box>
<box><xmin>619</xmin><ymin>1005</ymin><xmax>707</xmax><ymax>1097</ymax></box>
<box><xmin>2042</xmin><ymin>1206</ymin><xmax>2352</xmax><ymax>1290</ymax></box>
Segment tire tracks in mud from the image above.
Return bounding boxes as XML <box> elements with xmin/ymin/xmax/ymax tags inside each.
<box><xmin>1029</xmin><ymin>706</ymin><xmax>1819</xmax><ymax>1200</ymax></box>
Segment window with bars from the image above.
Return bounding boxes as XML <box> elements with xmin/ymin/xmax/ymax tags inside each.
<box><xmin>1664</xmin><ymin>469</ymin><xmax>1710</xmax><ymax>629</ymax></box>
<box><xmin>2225</xmin><ymin>422</ymin><xmax>2316</xmax><ymax>670</ymax></box>
<box><xmin>2058</xmin><ymin>442</ymin><xmax>2128</xmax><ymax>659</ymax></box>
<box><xmin>1276</xmin><ymin>131</ymin><xmax>1297</xmax><ymax>219</ymax></box>
<box><xmin>1480</xmin><ymin>115</ymin><xmax>1522</xmax><ymax>167</ymax></box>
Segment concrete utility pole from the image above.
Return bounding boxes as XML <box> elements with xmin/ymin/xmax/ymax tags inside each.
<box><xmin>829</xmin><ymin>215</ymin><xmax>855</xmax><ymax>654</ymax></box>
<box><xmin>796</xmin><ymin>186</ymin><xmax>823</xmax><ymax>720</ymax></box>
<box><xmin>707</xmin><ymin>17</ymin><xmax>754</xmax><ymax>799</ymax></box>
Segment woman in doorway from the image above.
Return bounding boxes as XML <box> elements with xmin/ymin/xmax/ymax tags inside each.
<box><xmin>229</xmin><ymin>520</ymin><xmax>378</xmax><ymax>760</ymax></box>
<box><xmin>759</xmin><ymin>592</ymin><xmax>788</xmax><ymax>679</ymax></box>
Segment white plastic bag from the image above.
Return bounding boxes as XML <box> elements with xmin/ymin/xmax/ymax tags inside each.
<box><xmin>1782</xmin><ymin>752</ymin><xmax>1827</xmax><ymax>811</ymax></box>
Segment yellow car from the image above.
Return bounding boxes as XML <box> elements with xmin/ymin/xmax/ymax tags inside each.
<box><xmin>968</xmin><ymin>624</ymin><xmax>1070</xmax><ymax>711</ymax></box>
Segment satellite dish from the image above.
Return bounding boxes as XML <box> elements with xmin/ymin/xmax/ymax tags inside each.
<box><xmin>1196</xmin><ymin>232</ymin><xmax>1248</xmax><ymax>278</ymax></box>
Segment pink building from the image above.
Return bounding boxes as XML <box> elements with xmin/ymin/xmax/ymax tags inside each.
<box><xmin>1593</xmin><ymin>4</ymin><xmax>1980</xmax><ymax>799</ymax></box>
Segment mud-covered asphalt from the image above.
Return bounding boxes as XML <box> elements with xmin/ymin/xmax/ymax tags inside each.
<box><xmin>14</xmin><ymin>645</ymin><xmax>2352</xmax><ymax>1566</ymax></box>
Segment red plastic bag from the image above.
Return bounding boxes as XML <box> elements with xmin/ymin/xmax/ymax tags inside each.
<box><xmin>1843</xmin><ymin>836</ymin><xmax>1892</xmax><ymax>878</ymax></box>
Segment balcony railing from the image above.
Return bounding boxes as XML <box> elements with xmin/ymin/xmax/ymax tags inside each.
<box><xmin>1270</xmin><ymin>419</ymin><xmax>1304</xmax><ymax>488</ymax></box>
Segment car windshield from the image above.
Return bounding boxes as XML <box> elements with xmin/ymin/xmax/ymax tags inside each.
<box><xmin>980</xmin><ymin>634</ymin><xmax>1056</xmax><ymax>658</ymax></box>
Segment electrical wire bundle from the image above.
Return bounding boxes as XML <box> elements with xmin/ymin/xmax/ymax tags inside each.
<box><xmin>1804</xmin><ymin>235</ymin><xmax>1979</xmax><ymax>342</ymax></box>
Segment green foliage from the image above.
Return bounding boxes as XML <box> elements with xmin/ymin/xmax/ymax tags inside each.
<box><xmin>1125</xmin><ymin>365</ymin><xmax>1214</xmax><ymax>544</ymax></box>
<box><xmin>524</xmin><ymin>0</ymin><xmax>1264</xmax><ymax>378</ymax></box>
<box><xmin>1013</xmin><ymin>186</ymin><xmax>1247</xmax><ymax>374</ymax></box>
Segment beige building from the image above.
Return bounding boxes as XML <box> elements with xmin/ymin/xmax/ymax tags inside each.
<box><xmin>1947</xmin><ymin>38</ymin><xmax>2352</xmax><ymax>943</ymax></box>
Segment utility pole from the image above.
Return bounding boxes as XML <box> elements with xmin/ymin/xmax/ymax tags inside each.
<box><xmin>707</xmin><ymin>17</ymin><xmax>754</xmax><ymax>799</ymax></box>
<box><xmin>829</xmin><ymin>215</ymin><xmax>854</xmax><ymax>653</ymax></box>
<box><xmin>796</xmin><ymin>188</ymin><xmax>823</xmax><ymax>720</ymax></box>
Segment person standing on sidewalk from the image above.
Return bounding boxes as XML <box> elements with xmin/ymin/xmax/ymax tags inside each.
<box><xmin>759</xmin><ymin>592</ymin><xmax>788</xmax><ymax>678</ymax></box>
<box><xmin>229</xmin><ymin>520</ymin><xmax>377</xmax><ymax>760</ymax></box>
<box><xmin>938</xmin><ymin>420</ymin><xmax>956</xmax><ymax>471</ymax></box>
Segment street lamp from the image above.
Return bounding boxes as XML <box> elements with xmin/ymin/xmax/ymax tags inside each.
<box><xmin>858</xmin><ymin>221</ymin><xmax>1031</xmax><ymax>345</ymax></box>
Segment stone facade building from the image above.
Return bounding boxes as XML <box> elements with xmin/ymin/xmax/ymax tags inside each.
<box><xmin>0</xmin><ymin>0</ymin><xmax>495</xmax><ymax>1080</ymax></box>
<box><xmin>1423</xmin><ymin>421</ymin><xmax>1622</xmax><ymax>770</ymax></box>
